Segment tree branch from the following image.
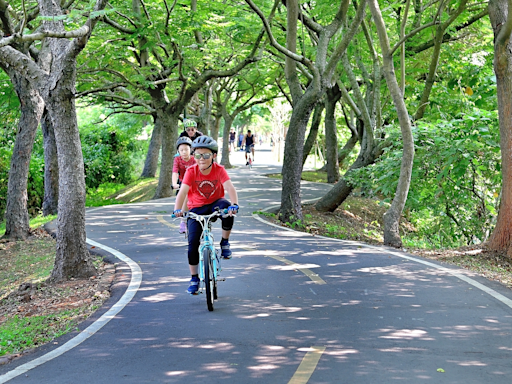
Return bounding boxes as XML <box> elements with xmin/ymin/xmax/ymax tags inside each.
<box><xmin>0</xmin><ymin>26</ymin><xmax>89</xmax><ymax>48</ymax></box>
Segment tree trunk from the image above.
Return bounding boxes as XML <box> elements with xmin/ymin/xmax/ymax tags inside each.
<box><xmin>315</xmin><ymin>131</ymin><xmax>376</xmax><ymax>212</ymax></box>
<box><xmin>280</xmin><ymin>87</ymin><xmax>320</xmax><ymax>222</ymax></box>
<box><xmin>3</xmin><ymin>72</ymin><xmax>44</xmax><ymax>240</ymax></box>
<box><xmin>302</xmin><ymin>102</ymin><xmax>325</xmax><ymax>167</ymax></box>
<box><xmin>325</xmin><ymin>85</ymin><xmax>341</xmax><ymax>183</ymax></box>
<box><xmin>154</xmin><ymin>111</ymin><xmax>178</xmax><ymax>198</ymax></box>
<box><xmin>42</xmin><ymin>108</ymin><xmax>59</xmax><ymax>216</ymax></box>
<box><xmin>140</xmin><ymin>118</ymin><xmax>161</xmax><ymax>178</ymax></box>
<box><xmin>487</xmin><ymin>0</ymin><xmax>512</xmax><ymax>251</ymax></box>
<box><xmin>220</xmin><ymin>113</ymin><xmax>233</xmax><ymax>168</ymax></box>
<box><xmin>370</xmin><ymin>0</ymin><xmax>415</xmax><ymax>248</ymax></box>
<box><xmin>338</xmin><ymin>129</ymin><xmax>358</xmax><ymax>168</ymax></box>
<box><xmin>44</xmin><ymin>49</ymin><xmax>96</xmax><ymax>279</ymax></box>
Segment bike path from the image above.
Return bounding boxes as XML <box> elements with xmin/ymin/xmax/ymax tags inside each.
<box><xmin>2</xmin><ymin>148</ymin><xmax>512</xmax><ymax>383</ymax></box>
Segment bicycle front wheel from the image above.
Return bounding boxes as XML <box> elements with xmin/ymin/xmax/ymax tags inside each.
<box><xmin>203</xmin><ymin>248</ymin><xmax>215</xmax><ymax>311</ymax></box>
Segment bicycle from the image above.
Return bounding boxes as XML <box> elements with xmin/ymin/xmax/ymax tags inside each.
<box><xmin>172</xmin><ymin>208</ymin><xmax>232</xmax><ymax>311</ymax></box>
<box><xmin>246</xmin><ymin>144</ymin><xmax>254</xmax><ymax>169</ymax></box>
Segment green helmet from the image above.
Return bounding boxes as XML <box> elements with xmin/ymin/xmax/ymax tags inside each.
<box><xmin>183</xmin><ymin>119</ymin><xmax>197</xmax><ymax>128</ymax></box>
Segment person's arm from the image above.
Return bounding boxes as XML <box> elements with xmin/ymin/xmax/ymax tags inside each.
<box><xmin>171</xmin><ymin>172</ymin><xmax>180</xmax><ymax>189</ymax></box>
<box><xmin>174</xmin><ymin>184</ymin><xmax>190</xmax><ymax>215</ymax></box>
<box><xmin>242</xmin><ymin>135</ymin><xmax>246</xmax><ymax>146</ymax></box>
<box><xmin>223</xmin><ymin>180</ymin><xmax>238</xmax><ymax>215</ymax></box>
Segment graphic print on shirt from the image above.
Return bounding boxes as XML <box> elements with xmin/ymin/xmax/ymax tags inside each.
<box><xmin>196</xmin><ymin>180</ymin><xmax>218</xmax><ymax>199</ymax></box>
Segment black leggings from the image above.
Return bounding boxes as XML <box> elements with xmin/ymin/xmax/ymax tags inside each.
<box><xmin>187</xmin><ymin>198</ymin><xmax>234</xmax><ymax>265</ymax></box>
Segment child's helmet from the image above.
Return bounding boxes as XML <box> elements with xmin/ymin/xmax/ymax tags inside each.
<box><xmin>192</xmin><ymin>136</ymin><xmax>218</xmax><ymax>153</ymax></box>
<box><xmin>176</xmin><ymin>136</ymin><xmax>193</xmax><ymax>151</ymax></box>
<box><xmin>183</xmin><ymin>119</ymin><xmax>197</xmax><ymax>128</ymax></box>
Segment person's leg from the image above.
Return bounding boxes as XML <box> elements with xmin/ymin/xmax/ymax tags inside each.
<box><xmin>186</xmin><ymin>214</ymin><xmax>202</xmax><ymax>293</ymax></box>
<box><xmin>251</xmin><ymin>146</ymin><xmax>255</xmax><ymax>161</ymax></box>
<box><xmin>212</xmin><ymin>199</ymin><xmax>235</xmax><ymax>259</ymax></box>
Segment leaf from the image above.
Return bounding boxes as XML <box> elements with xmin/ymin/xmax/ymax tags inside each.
<box><xmin>465</xmin><ymin>86</ymin><xmax>473</xmax><ymax>96</ymax></box>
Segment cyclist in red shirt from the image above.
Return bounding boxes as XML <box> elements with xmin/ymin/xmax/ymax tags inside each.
<box><xmin>172</xmin><ymin>136</ymin><xmax>196</xmax><ymax>233</ymax></box>
<box><xmin>173</xmin><ymin>136</ymin><xmax>239</xmax><ymax>294</ymax></box>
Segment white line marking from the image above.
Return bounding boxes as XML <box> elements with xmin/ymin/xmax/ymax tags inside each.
<box><xmin>0</xmin><ymin>239</ymin><xmax>142</xmax><ymax>383</ymax></box>
<box><xmin>253</xmin><ymin>203</ymin><xmax>512</xmax><ymax>311</ymax></box>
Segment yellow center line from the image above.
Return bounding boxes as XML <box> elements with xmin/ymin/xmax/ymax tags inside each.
<box><xmin>265</xmin><ymin>254</ymin><xmax>326</xmax><ymax>285</ymax></box>
<box><xmin>157</xmin><ymin>215</ymin><xmax>177</xmax><ymax>229</ymax></box>
<box><xmin>289</xmin><ymin>346</ymin><xmax>326</xmax><ymax>384</ymax></box>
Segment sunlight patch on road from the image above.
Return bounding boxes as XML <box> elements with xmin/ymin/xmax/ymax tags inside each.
<box><xmin>141</xmin><ymin>292</ymin><xmax>177</xmax><ymax>302</ymax></box>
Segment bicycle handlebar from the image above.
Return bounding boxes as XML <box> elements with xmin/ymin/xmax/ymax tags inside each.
<box><xmin>171</xmin><ymin>208</ymin><xmax>233</xmax><ymax>220</ymax></box>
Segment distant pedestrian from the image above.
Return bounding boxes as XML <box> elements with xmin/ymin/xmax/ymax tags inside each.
<box><xmin>229</xmin><ymin>128</ymin><xmax>236</xmax><ymax>152</ymax></box>
<box><xmin>238</xmin><ymin>131</ymin><xmax>244</xmax><ymax>150</ymax></box>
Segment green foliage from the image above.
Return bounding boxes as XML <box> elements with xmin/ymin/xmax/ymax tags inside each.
<box><xmin>78</xmin><ymin>106</ymin><xmax>149</xmax><ymax>190</ymax></box>
<box><xmin>348</xmin><ymin>108</ymin><xmax>500</xmax><ymax>247</ymax></box>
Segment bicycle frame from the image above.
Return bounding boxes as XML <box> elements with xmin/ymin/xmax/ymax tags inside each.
<box><xmin>188</xmin><ymin>211</ymin><xmax>222</xmax><ymax>283</ymax></box>
<box><xmin>186</xmin><ymin>210</ymin><xmax>226</xmax><ymax>310</ymax></box>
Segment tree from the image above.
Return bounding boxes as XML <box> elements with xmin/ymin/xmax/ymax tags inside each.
<box><xmin>0</xmin><ymin>0</ymin><xmax>107</xmax><ymax>279</ymax></box>
<box><xmin>368</xmin><ymin>0</ymin><xmax>415</xmax><ymax>247</ymax></box>
<box><xmin>215</xmin><ymin>67</ymin><xmax>277</xmax><ymax>168</ymax></box>
<box><xmin>78</xmin><ymin>0</ymin><xmax>263</xmax><ymax>197</ymax></box>
<box><xmin>487</xmin><ymin>0</ymin><xmax>512</xmax><ymax>253</ymax></box>
<box><xmin>0</xmin><ymin>2</ymin><xmax>45</xmax><ymax>240</ymax></box>
<box><xmin>246</xmin><ymin>0</ymin><xmax>366</xmax><ymax>222</ymax></box>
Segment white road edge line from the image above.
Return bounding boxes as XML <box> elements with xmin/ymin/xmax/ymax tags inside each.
<box><xmin>252</xmin><ymin>201</ymin><xmax>512</xmax><ymax>310</ymax></box>
<box><xmin>0</xmin><ymin>239</ymin><xmax>143</xmax><ymax>383</ymax></box>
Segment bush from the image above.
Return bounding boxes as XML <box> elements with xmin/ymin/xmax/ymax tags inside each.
<box><xmin>347</xmin><ymin>108</ymin><xmax>501</xmax><ymax>247</ymax></box>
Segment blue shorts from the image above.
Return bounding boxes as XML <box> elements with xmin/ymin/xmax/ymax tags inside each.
<box><xmin>245</xmin><ymin>144</ymin><xmax>254</xmax><ymax>153</ymax></box>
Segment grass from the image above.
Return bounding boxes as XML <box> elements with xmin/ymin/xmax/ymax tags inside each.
<box><xmin>267</xmin><ymin>170</ymin><xmax>328</xmax><ymax>183</ymax></box>
<box><xmin>0</xmin><ymin>239</ymin><xmax>55</xmax><ymax>299</ymax></box>
<box><xmin>0</xmin><ymin>311</ymin><xmax>78</xmax><ymax>357</ymax></box>
<box><xmin>86</xmin><ymin>178</ymin><xmax>158</xmax><ymax>207</ymax></box>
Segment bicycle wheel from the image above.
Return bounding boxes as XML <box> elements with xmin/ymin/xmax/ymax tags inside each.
<box><xmin>203</xmin><ymin>248</ymin><xmax>215</xmax><ymax>311</ymax></box>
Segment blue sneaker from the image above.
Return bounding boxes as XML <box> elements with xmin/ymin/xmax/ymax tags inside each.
<box><xmin>220</xmin><ymin>239</ymin><xmax>232</xmax><ymax>259</ymax></box>
<box><xmin>187</xmin><ymin>276</ymin><xmax>200</xmax><ymax>294</ymax></box>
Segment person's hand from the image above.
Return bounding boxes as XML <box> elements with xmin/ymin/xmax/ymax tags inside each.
<box><xmin>172</xmin><ymin>184</ymin><xmax>180</xmax><ymax>190</ymax></box>
<box><xmin>228</xmin><ymin>204</ymin><xmax>239</xmax><ymax>216</ymax></box>
<box><xmin>173</xmin><ymin>209</ymin><xmax>183</xmax><ymax>217</ymax></box>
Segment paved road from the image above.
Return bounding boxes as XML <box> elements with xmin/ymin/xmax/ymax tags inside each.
<box><xmin>2</xmin><ymin>147</ymin><xmax>512</xmax><ymax>383</ymax></box>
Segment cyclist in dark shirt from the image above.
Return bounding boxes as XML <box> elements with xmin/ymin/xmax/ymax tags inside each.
<box><xmin>242</xmin><ymin>129</ymin><xmax>255</xmax><ymax>165</ymax></box>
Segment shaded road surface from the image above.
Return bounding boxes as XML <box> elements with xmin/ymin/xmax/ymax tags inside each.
<box><xmin>2</xmin><ymin>147</ymin><xmax>512</xmax><ymax>383</ymax></box>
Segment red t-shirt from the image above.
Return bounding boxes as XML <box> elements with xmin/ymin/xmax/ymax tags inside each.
<box><xmin>182</xmin><ymin>163</ymin><xmax>230</xmax><ymax>209</ymax></box>
<box><xmin>173</xmin><ymin>156</ymin><xmax>196</xmax><ymax>181</ymax></box>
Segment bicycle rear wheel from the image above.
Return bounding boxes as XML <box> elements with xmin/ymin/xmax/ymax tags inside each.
<box><xmin>203</xmin><ymin>248</ymin><xmax>215</xmax><ymax>311</ymax></box>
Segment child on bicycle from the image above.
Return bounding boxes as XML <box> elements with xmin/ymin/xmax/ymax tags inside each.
<box><xmin>172</xmin><ymin>136</ymin><xmax>196</xmax><ymax>233</ymax></box>
<box><xmin>173</xmin><ymin>136</ymin><xmax>239</xmax><ymax>294</ymax></box>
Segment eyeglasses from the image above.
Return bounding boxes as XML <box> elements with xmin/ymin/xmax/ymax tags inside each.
<box><xmin>194</xmin><ymin>153</ymin><xmax>213</xmax><ymax>160</ymax></box>
<box><xmin>186</xmin><ymin>128</ymin><xmax>196</xmax><ymax>132</ymax></box>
